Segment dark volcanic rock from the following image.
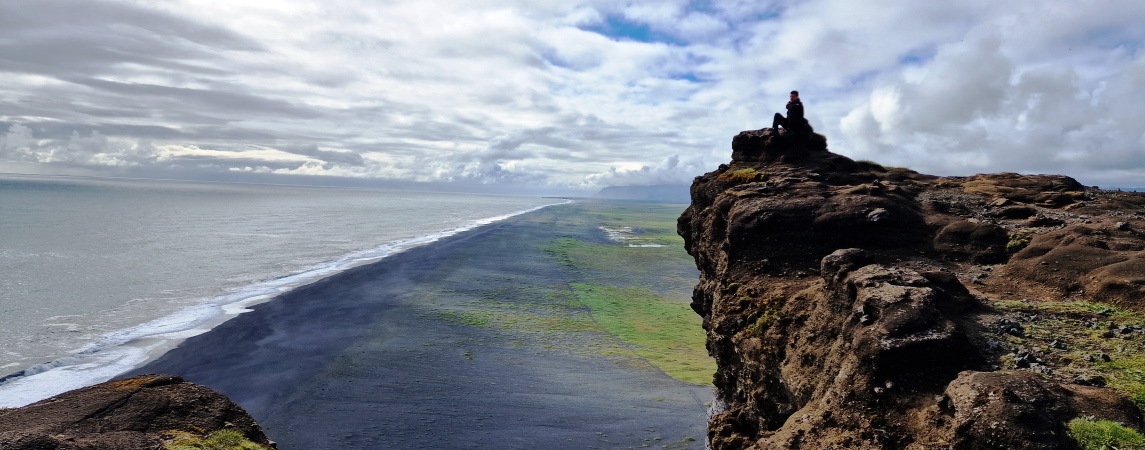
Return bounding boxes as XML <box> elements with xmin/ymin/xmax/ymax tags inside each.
<box><xmin>937</xmin><ymin>371</ymin><xmax>1140</xmax><ymax>449</ymax></box>
<box><xmin>995</xmin><ymin>205</ymin><xmax>1038</xmax><ymax>219</ymax></box>
<box><xmin>933</xmin><ymin>219</ymin><xmax>1010</xmax><ymax>263</ymax></box>
<box><xmin>678</xmin><ymin>129</ymin><xmax>1145</xmax><ymax>449</ymax></box>
<box><xmin>0</xmin><ymin>374</ymin><xmax>271</xmax><ymax>450</ymax></box>
<box><xmin>1003</xmin><ymin>223</ymin><xmax>1145</xmax><ymax>305</ymax></box>
<box><xmin>961</xmin><ymin>172</ymin><xmax>1086</xmax><ymax>206</ymax></box>
<box><xmin>730</xmin><ymin>128</ymin><xmax>831</xmax><ymax>163</ymax></box>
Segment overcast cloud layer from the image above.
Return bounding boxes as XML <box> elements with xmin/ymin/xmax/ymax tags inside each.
<box><xmin>1</xmin><ymin>0</ymin><xmax>1143</xmax><ymax>191</ymax></box>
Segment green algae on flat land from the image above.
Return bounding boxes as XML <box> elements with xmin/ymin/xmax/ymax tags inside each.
<box><xmin>569</xmin><ymin>282</ymin><xmax>711</xmax><ymax>385</ymax></box>
<box><xmin>544</xmin><ymin>202</ymin><xmax>714</xmax><ymax>385</ymax></box>
<box><xmin>416</xmin><ymin>201</ymin><xmax>714</xmax><ymax>386</ymax></box>
<box><xmin>542</xmin><ymin>202</ymin><xmax>698</xmax><ymax>295</ymax></box>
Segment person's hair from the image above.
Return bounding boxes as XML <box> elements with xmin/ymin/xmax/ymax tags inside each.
<box><xmin>791</xmin><ymin>90</ymin><xmax>799</xmax><ymax>96</ymax></box>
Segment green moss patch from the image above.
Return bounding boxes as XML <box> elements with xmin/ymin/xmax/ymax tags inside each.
<box><xmin>164</xmin><ymin>430</ymin><xmax>266</xmax><ymax>450</ymax></box>
<box><xmin>1067</xmin><ymin>417</ymin><xmax>1145</xmax><ymax>450</ymax></box>
<box><xmin>1006</xmin><ymin>235</ymin><xmax>1031</xmax><ymax>253</ymax></box>
<box><xmin>993</xmin><ymin>299</ymin><xmax>1145</xmax><ymax>409</ymax></box>
<box><xmin>744</xmin><ymin>307</ymin><xmax>779</xmax><ymax>337</ymax></box>
<box><xmin>718</xmin><ymin>168</ymin><xmax>767</xmax><ymax>184</ymax></box>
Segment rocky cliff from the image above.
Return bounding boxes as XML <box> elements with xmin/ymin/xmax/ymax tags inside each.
<box><xmin>0</xmin><ymin>374</ymin><xmax>272</xmax><ymax>450</ymax></box>
<box><xmin>678</xmin><ymin>127</ymin><xmax>1145</xmax><ymax>449</ymax></box>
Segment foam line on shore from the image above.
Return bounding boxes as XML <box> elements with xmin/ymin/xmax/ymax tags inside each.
<box><xmin>0</xmin><ymin>200</ymin><xmax>570</xmax><ymax>408</ymax></box>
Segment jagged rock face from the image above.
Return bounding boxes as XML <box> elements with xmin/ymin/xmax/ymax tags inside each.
<box><xmin>0</xmin><ymin>374</ymin><xmax>272</xmax><ymax>450</ymax></box>
<box><xmin>679</xmin><ymin>130</ymin><xmax>1145</xmax><ymax>449</ymax></box>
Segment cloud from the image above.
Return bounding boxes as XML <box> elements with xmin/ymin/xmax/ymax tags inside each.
<box><xmin>840</xmin><ymin>31</ymin><xmax>1145</xmax><ymax>179</ymax></box>
<box><xmin>1</xmin><ymin>0</ymin><xmax>1144</xmax><ymax>190</ymax></box>
<box><xmin>1</xmin><ymin>124</ymin><xmax>159</xmax><ymax>167</ymax></box>
<box><xmin>0</xmin><ymin>0</ymin><xmax>261</xmax><ymax>77</ymax></box>
<box><xmin>274</xmin><ymin>144</ymin><xmax>366</xmax><ymax>166</ymax></box>
<box><xmin>581</xmin><ymin>153</ymin><xmax>711</xmax><ymax>188</ymax></box>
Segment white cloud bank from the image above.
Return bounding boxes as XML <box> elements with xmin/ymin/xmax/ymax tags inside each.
<box><xmin>1</xmin><ymin>0</ymin><xmax>1143</xmax><ymax>190</ymax></box>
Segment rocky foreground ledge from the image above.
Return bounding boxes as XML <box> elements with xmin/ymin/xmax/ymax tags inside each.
<box><xmin>679</xmin><ymin>128</ymin><xmax>1145</xmax><ymax>449</ymax></box>
<box><xmin>0</xmin><ymin>374</ymin><xmax>272</xmax><ymax>450</ymax></box>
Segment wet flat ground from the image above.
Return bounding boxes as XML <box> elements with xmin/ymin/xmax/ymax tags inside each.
<box><xmin>131</xmin><ymin>202</ymin><xmax>711</xmax><ymax>450</ymax></box>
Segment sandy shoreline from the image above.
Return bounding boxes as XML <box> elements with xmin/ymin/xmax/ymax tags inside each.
<box><xmin>127</xmin><ymin>204</ymin><xmax>711</xmax><ymax>449</ymax></box>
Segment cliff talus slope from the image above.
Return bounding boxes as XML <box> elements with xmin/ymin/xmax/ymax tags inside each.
<box><xmin>679</xmin><ymin>128</ymin><xmax>1145</xmax><ymax>449</ymax></box>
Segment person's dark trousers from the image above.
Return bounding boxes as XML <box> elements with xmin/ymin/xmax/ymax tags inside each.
<box><xmin>772</xmin><ymin>113</ymin><xmax>790</xmax><ymax>130</ymax></box>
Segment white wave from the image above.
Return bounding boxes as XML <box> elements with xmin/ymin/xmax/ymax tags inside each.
<box><xmin>0</xmin><ymin>200</ymin><xmax>570</xmax><ymax>408</ymax></box>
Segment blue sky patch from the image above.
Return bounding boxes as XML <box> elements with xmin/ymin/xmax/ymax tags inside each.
<box><xmin>580</xmin><ymin>15</ymin><xmax>686</xmax><ymax>45</ymax></box>
<box><xmin>898</xmin><ymin>47</ymin><xmax>936</xmax><ymax>66</ymax></box>
<box><xmin>671</xmin><ymin>72</ymin><xmax>702</xmax><ymax>83</ymax></box>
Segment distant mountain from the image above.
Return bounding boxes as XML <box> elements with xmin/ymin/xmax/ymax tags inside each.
<box><xmin>592</xmin><ymin>184</ymin><xmax>691</xmax><ymax>203</ymax></box>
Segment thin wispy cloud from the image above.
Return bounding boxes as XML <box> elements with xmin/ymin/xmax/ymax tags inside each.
<box><xmin>1</xmin><ymin>0</ymin><xmax>1143</xmax><ymax>190</ymax></box>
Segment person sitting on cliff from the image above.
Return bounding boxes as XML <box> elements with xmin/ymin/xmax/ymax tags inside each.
<box><xmin>772</xmin><ymin>90</ymin><xmax>806</xmax><ymax>133</ymax></box>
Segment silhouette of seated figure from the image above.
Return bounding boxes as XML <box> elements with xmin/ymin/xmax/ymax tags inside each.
<box><xmin>773</xmin><ymin>90</ymin><xmax>808</xmax><ymax>133</ymax></box>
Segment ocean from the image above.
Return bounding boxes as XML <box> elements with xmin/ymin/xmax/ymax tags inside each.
<box><xmin>0</xmin><ymin>174</ymin><xmax>560</xmax><ymax>407</ymax></box>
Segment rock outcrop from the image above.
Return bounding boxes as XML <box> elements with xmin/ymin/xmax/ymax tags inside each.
<box><xmin>0</xmin><ymin>374</ymin><xmax>272</xmax><ymax>450</ymax></box>
<box><xmin>679</xmin><ymin>128</ymin><xmax>1145</xmax><ymax>449</ymax></box>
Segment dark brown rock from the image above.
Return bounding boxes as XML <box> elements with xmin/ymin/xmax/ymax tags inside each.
<box><xmin>933</xmin><ymin>219</ymin><xmax>1010</xmax><ymax>263</ymax></box>
<box><xmin>730</xmin><ymin>128</ymin><xmax>829</xmax><ymax>163</ymax></box>
<box><xmin>936</xmin><ymin>371</ymin><xmax>1142</xmax><ymax>449</ymax></box>
<box><xmin>995</xmin><ymin>205</ymin><xmax>1038</xmax><ymax>219</ymax></box>
<box><xmin>962</xmin><ymin>173</ymin><xmax>1085</xmax><ymax>206</ymax></box>
<box><xmin>679</xmin><ymin>130</ymin><xmax>1145</xmax><ymax>449</ymax></box>
<box><xmin>1003</xmin><ymin>222</ymin><xmax>1145</xmax><ymax>306</ymax></box>
<box><xmin>0</xmin><ymin>374</ymin><xmax>272</xmax><ymax>450</ymax></box>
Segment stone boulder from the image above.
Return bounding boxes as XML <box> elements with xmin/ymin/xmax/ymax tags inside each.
<box><xmin>933</xmin><ymin>219</ymin><xmax>1010</xmax><ymax>263</ymax></box>
<box><xmin>730</xmin><ymin>128</ymin><xmax>830</xmax><ymax>163</ymax></box>
<box><xmin>0</xmin><ymin>374</ymin><xmax>272</xmax><ymax>450</ymax></box>
<box><xmin>935</xmin><ymin>371</ymin><xmax>1143</xmax><ymax>449</ymax></box>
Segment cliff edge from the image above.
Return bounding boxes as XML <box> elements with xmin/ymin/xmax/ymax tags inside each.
<box><xmin>0</xmin><ymin>374</ymin><xmax>272</xmax><ymax>450</ymax></box>
<box><xmin>678</xmin><ymin>128</ymin><xmax>1145</xmax><ymax>449</ymax></box>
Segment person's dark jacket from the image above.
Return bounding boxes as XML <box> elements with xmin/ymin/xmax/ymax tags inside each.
<box><xmin>786</xmin><ymin>99</ymin><xmax>804</xmax><ymax>122</ymax></box>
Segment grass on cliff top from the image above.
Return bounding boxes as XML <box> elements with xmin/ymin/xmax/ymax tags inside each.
<box><xmin>993</xmin><ymin>299</ymin><xmax>1145</xmax><ymax>409</ymax></box>
<box><xmin>164</xmin><ymin>430</ymin><xmax>266</xmax><ymax>450</ymax></box>
<box><xmin>1067</xmin><ymin>418</ymin><xmax>1145</xmax><ymax>450</ymax></box>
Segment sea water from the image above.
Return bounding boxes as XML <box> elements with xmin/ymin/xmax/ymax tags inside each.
<box><xmin>0</xmin><ymin>174</ymin><xmax>560</xmax><ymax>407</ymax></box>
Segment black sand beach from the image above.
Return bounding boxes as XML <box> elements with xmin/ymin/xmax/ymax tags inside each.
<box><xmin>128</xmin><ymin>203</ymin><xmax>711</xmax><ymax>449</ymax></box>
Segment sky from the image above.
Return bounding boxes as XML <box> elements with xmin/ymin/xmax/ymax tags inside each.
<box><xmin>1</xmin><ymin>0</ymin><xmax>1143</xmax><ymax>193</ymax></box>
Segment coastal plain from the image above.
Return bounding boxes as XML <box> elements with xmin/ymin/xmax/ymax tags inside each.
<box><xmin>127</xmin><ymin>200</ymin><xmax>713</xmax><ymax>449</ymax></box>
